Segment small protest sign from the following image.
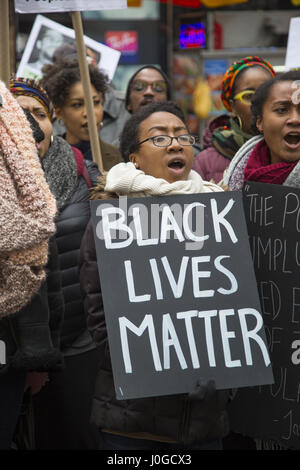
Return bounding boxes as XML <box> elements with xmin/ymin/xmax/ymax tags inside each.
<box><xmin>228</xmin><ymin>181</ymin><xmax>300</xmax><ymax>450</ymax></box>
<box><xmin>285</xmin><ymin>17</ymin><xmax>300</xmax><ymax>71</ymax></box>
<box><xmin>90</xmin><ymin>191</ymin><xmax>273</xmax><ymax>400</ymax></box>
<box><xmin>14</xmin><ymin>0</ymin><xmax>127</xmax><ymax>14</ymax></box>
<box><xmin>17</xmin><ymin>15</ymin><xmax>120</xmax><ymax>81</ymax></box>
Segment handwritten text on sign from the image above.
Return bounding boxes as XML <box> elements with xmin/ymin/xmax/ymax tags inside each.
<box><xmin>228</xmin><ymin>182</ymin><xmax>300</xmax><ymax>450</ymax></box>
<box><xmin>14</xmin><ymin>0</ymin><xmax>126</xmax><ymax>14</ymax></box>
<box><xmin>91</xmin><ymin>192</ymin><xmax>273</xmax><ymax>400</ymax></box>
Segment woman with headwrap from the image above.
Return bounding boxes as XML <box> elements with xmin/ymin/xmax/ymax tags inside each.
<box><xmin>193</xmin><ymin>56</ymin><xmax>275</xmax><ymax>183</ymax></box>
<box><xmin>9</xmin><ymin>77</ymin><xmax>102</xmax><ymax>449</ymax></box>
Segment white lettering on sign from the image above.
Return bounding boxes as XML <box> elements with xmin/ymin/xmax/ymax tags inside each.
<box><xmin>162</xmin><ymin>314</ymin><xmax>187</xmax><ymax>370</ymax></box>
<box><xmin>219</xmin><ymin>309</ymin><xmax>241</xmax><ymax>368</ymax></box>
<box><xmin>291</xmin><ymin>340</ymin><xmax>300</xmax><ymax>365</ymax></box>
<box><xmin>124</xmin><ymin>255</ymin><xmax>238</xmax><ymax>303</ymax></box>
<box><xmin>118</xmin><ymin>308</ymin><xmax>270</xmax><ymax>374</ymax></box>
<box><xmin>246</xmin><ymin>193</ymin><xmax>274</xmax><ymax>227</ymax></box>
<box><xmin>238</xmin><ymin>308</ymin><xmax>270</xmax><ymax>366</ymax></box>
<box><xmin>119</xmin><ymin>315</ymin><xmax>162</xmax><ymax>374</ymax></box>
<box><xmin>282</xmin><ymin>193</ymin><xmax>300</xmax><ymax>231</ymax></box>
<box><xmin>0</xmin><ymin>340</ymin><xmax>6</xmax><ymax>365</ymax></box>
<box><xmin>210</xmin><ymin>198</ymin><xmax>238</xmax><ymax>243</ymax></box>
<box><xmin>96</xmin><ymin>199</ymin><xmax>237</xmax><ymax>249</ymax></box>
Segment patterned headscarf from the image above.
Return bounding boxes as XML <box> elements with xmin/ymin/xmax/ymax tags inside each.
<box><xmin>220</xmin><ymin>56</ymin><xmax>276</xmax><ymax>111</ymax></box>
<box><xmin>9</xmin><ymin>77</ymin><xmax>53</xmax><ymax>120</ymax></box>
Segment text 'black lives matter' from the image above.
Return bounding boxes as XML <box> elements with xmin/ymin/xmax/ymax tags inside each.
<box><xmin>90</xmin><ymin>191</ymin><xmax>273</xmax><ymax>400</ymax></box>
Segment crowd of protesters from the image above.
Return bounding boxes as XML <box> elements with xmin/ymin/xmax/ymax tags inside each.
<box><xmin>0</xmin><ymin>29</ymin><xmax>300</xmax><ymax>451</ymax></box>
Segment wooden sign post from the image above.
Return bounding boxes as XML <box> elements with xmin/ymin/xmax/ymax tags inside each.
<box><xmin>71</xmin><ymin>11</ymin><xmax>104</xmax><ymax>174</ymax></box>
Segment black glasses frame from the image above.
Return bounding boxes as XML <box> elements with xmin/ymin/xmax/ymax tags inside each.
<box><xmin>137</xmin><ymin>134</ymin><xmax>197</xmax><ymax>148</ymax></box>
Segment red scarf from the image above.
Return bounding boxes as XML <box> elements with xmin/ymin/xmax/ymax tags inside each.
<box><xmin>244</xmin><ymin>139</ymin><xmax>297</xmax><ymax>185</ymax></box>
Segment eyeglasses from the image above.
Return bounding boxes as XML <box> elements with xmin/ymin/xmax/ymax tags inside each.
<box><xmin>138</xmin><ymin>134</ymin><xmax>196</xmax><ymax>148</ymax></box>
<box><xmin>131</xmin><ymin>79</ymin><xmax>167</xmax><ymax>94</ymax></box>
<box><xmin>233</xmin><ymin>89</ymin><xmax>255</xmax><ymax>104</ymax></box>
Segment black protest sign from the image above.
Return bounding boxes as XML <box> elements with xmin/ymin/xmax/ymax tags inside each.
<box><xmin>228</xmin><ymin>181</ymin><xmax>300</xmax><ymax>449</ymax></box>
<box><xmin>90</xmin><ymin>191</ymin><xmax>273</xmax><ymax>400</ymax></box>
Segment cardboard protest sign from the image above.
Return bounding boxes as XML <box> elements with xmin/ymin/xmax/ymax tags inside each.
<box><xmin>228</xmin><ymin>181</ymin><xmax>300</xmax><ymax>450</ymax></box>
<box><xmin>14</xmin><ymin>0</ymin><xmax>126</xmax><ymax>14</ymax></box>
<box><xmin>285</xmin><ymin>17</ymin><xmax>300</xmax><ymax>71</ymax></box>
<box><xmin>90</xmin><ymin>191</ymin><xmax>273</xmax><ymax>400</ymax></box>
<box><xmin>17</xmin><ymin>15</ymin><xmax>120</xmax><ymax>81</ymax></box>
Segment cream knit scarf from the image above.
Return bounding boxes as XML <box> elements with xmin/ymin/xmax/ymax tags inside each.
<box><xmin>0</xmin><ymin>81</ymin><xmax>57</xmax><ymax>317</ymax></box>
<box><xmin>105</xmin><ymin>162</ymin><xmax>223</xmax><ymax>196</ymax></box>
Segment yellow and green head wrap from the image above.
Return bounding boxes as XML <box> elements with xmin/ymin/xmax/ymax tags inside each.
<box><xmin>220</xmin><ymin>56</ymin><xmax>276</xmax><ymax>112</ymax></box>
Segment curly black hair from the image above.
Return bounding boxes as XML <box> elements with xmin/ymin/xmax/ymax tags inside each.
<box><xmin>120</xmin><ymin>101</ymin><xmax>187</xmax><ymax>162</ymax></box>
<box><xmin>40</xmin><ymin>58</ymin><xmax>109</xmax><ymax>108</ymax></box>
<box><xmin>251</xmin><ymin>69</ymin><xmax>300</xmax><ymax>134</ymax></box>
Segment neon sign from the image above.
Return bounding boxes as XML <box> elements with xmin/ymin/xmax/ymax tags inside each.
<box><xmin>179</xmin><ymin>22</ymin><xmax>206</xmax><ymax>49</ymax></box>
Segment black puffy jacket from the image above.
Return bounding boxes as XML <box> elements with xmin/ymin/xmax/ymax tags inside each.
<box><xmin>55</xmin><ymin>160</ymin><xmax>100</xmax><ymax>350</ymax></box>
<box><xmin>79</xmin><ymin>183</ymin><xmax>230</xmax><ymax>444</ymax></box>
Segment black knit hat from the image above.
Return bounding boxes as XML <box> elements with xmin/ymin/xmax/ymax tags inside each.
<box><xmin>125</xmin><ymin>65</ymin><xmax>172</xmax><ymax>112</ymax></box>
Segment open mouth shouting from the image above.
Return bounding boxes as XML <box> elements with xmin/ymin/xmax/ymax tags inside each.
<box><xmin>167</xmin><ymin>156</ymin><xmax>186</xmax><ymax>176</ymax></box>
<box><xmin>283</xmin><ymin>131</ymin><xmax>300</xmax><ymax>150</ymax></box>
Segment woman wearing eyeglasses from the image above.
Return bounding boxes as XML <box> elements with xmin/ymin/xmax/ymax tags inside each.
<box><xmin>193</xmin><ymin>56</ymin><xmax>275</xmax><ymax>184</ymax></box>
<box><xmin>41</xmin><ymin>59</ymin><xmax>123</xmax><ymax>169</ymax></box>
<box><xmin>79</xmin><ymin>101</ymin><xmax>232</xmax><ymax>451</ymax></box>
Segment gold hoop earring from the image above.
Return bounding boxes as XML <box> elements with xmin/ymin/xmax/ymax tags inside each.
<box><xmin>236</xmin><ymin>115</ymin><xmax>243</xmax><ymax>129</ymax></box>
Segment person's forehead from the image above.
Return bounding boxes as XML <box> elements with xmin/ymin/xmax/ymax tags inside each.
<box><xmin>140</xmin><ymin>111</ymin><xmax>185</xmax><ymax>132</ymax></box>
<box><xmin>133</xmin><ymin>68</ymin><xmax>166</xmax><ymax>84</ymax></box>
<box><xmin>16</xmin><ymin>94</ymin><xmax>42</xmax><ymax>108</ymax></box>
<box><xmin>266</xmin><ymin>81</ymin><xmax>295</xmax><ymax>103</ymax></box>
<box><xmin>68</xmin><ymin>81</ymin><xmax>99</xmax><ymax>97</ymax></box>
<box><xmin>235</xmin><ymin>66</ymin><xmax>271</xmax><ymax>90</ymax></box>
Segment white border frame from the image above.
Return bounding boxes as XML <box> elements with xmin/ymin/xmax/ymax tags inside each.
<box><xmin>15</xmin><ymin>0</ymin><xmax>127</xmax><ymax>14</ymax></box>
